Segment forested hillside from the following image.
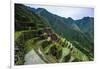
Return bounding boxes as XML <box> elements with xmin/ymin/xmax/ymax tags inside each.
<box><xmin>14</xmin><ymin>4</ymin><xmax>94</xmax><ymax>65</ymax></box>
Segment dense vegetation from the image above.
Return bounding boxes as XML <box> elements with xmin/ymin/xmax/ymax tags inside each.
<box><xmin>14</xmin><ymin>4</ymin><xmax>94</xmax><ymax>65</ymax></box>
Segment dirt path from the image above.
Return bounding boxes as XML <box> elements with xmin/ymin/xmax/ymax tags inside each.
<box><xmin>24</xmin><ymin>49</ymin><xmax>45</xmax><ymax>65</ymax></box>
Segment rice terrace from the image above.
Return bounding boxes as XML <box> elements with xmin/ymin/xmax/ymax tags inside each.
<box><xmin>14</xmin><ymin>4</ymin><xmax>94</xmax><ymax>65</ymax></box>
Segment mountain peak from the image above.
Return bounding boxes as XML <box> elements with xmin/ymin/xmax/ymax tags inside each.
<box><xmin>67</xmin><ymin>17</ymin><xmax>74</xmax><ymax>20</ymax></box>
<box><xmin>36</xmin><ymin>8</ymin><xmax>47</xmax><ymax>11</ymax></box>
<box><xmin>36</xmin><ymin>8</ymin><xmax>48</xmax><ymax>14</ymax></box>
<box><xmin>82</xmin><ymin>17</ymin><xmax>94</xmax><ymax>20</ymax></box>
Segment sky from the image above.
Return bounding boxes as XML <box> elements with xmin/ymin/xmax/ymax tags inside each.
<box><xmin>25</xmin><ymin>4</ymin><xmax>94</xmax><ymax>20</ymax></box>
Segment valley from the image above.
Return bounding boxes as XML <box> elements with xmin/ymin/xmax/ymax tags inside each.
<box><xmin>14</xmin><ymin>4</ymin><xmax>94</xmax><ymax>65</ymax></box>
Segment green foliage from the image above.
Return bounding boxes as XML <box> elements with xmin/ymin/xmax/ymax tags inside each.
<box><xmin>14</xmin><ymin>4</ymin><xmax>94</xmax><ymax>65</ymax></box>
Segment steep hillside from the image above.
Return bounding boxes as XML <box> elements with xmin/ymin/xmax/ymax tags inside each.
<box><xmin>14</xmin><ymin>4</ymin><xmax>94</xmax><ymax>65</ymax></box>
<box><xmin>29</xmin><ymin>7</ymin><xmax>94</xmax><ymax>59</ymax></box>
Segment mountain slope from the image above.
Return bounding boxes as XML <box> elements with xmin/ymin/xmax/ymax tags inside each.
<box><xmin>14</xmin><ymin>4</ymin><xmax>94</xmax><ymax>65</ymax></box>
<box><xmin>29</xmin><ymin>7</ymin><xmax>94</xmax><ymax>57</ymax></box>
